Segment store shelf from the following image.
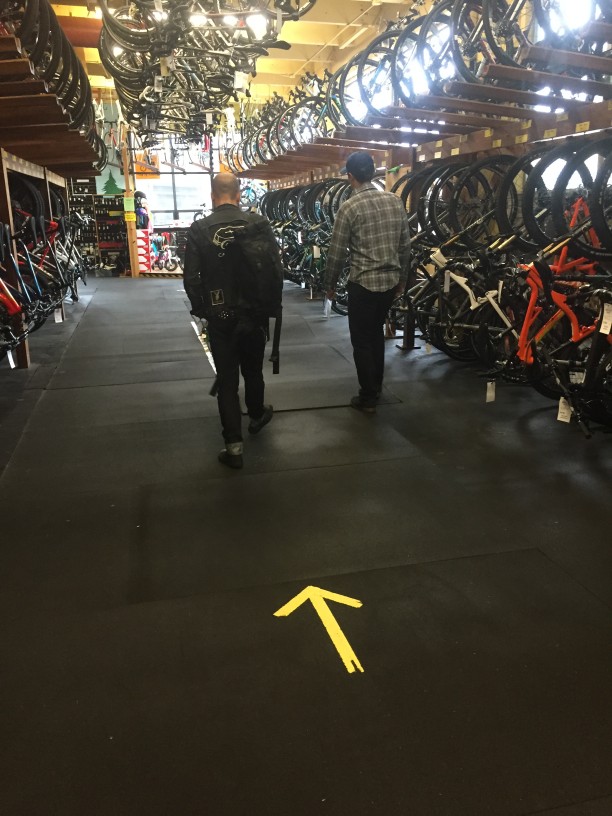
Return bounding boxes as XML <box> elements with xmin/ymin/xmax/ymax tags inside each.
<box><xmin>0</xmin><ymin>46</ymin><xmax>99</xmax><ymax>177</ymax></box>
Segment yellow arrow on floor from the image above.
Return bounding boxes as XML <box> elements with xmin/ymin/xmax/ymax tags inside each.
<box><xmin>274</xmin><ymin>586</ymin><xmax>364</xmax><ymax>674</ymax></box>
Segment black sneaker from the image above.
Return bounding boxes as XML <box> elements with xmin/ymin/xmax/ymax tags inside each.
<box><xmin>218</xmin><ymin>443</ymin><xmax>243</xmax><ymax>469</ymax></box>
<box><xmin>248</xmin><ymin>405</ymin><xmax>273</xmax><ymax>435</ymax></box>
<box><xmin>350</xmin><ymin>396</ymin><xmax>376</xmax><ymax>415</ymax></box>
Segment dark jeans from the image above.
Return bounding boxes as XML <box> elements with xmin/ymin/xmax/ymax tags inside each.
<box><xmin>347</xmin><ymin>281</ymin><xmax>396</xmax><ymax>404</ymax></box>
<box><xmin>207</xmin><ymin>319</ymin><xmax>267</xmax><ymax>443</ymax></box>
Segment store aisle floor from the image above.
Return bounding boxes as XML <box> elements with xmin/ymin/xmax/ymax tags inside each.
<box><xmin>1</xmin><ymin>278</ymin><xmax>611</xmax><ymax>816</ymax></box>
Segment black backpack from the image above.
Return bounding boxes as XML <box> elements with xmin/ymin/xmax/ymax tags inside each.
<box><xmin>196</xmin><ymin>213</ymin><xmax>283</xmax><ymax>373</ymax></box>
<box><xmin>196</xmin><ymin>214</ymin><xmax>283</xmax><ymax>320</ymax></box>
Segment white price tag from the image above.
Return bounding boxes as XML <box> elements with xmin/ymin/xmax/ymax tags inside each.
<box><xmin>54</xmin><ymin>307</ymin><xmax>63</xmax><ymax>323</ymax></box>
<box><xmin>313</xmin><ymin>245</ymin><xmax>321</xmax><ymax>259</ymax></box>
<box><xmin>233</xmin><ymin>71</ymin><xmax>248</xmax><ymax>91</ymax></box>
<box><xmin>323</xmin><ymin>297</ymin><xmax>332</xmax><ymax>318</ymax></box>
<box><xmin>600</xmin><ymin>302</ymin><xmax>612</xmax><ymax>334</ymax></box>
<box><xmin>300</xmin><ymin>281</ymin><xmax>306</xmax><ymax>289</ymax></box>
<box><xmin>7</xmin><ymin>349</ymin><xmax>16</xmax><ymax>369</ymax></box>
<box><xmin>443</xmin><ymin>269</ymin><xmax>451</xmax><ymax>293</ymax></box>
<box><xmin>154</xmin><ymin>76</ymin><xmax>163</xmax><ymax>93</ymax></box>
<box><xmin>425</xmin><ymin>342</ymin><xmax>432</xmax><ymax>354</ymax></box>
<box><xmin>206</xmin><ymin>113</ymin><xmax>214</xmax><ymax>125</ymax></box>
<box><xmin>569</xmin><ymin>370</ymin><xmax>585</xmax><ymax>384</ymax></box>
<box><xmin>557</xmin><ymin>397</ymin><xmax>572</xmax><ymax>423</ymax></box>
<box><xmin>486</xmin><ymin>380</ymin><xmax>496</xmax><ymax>403</ymax></box>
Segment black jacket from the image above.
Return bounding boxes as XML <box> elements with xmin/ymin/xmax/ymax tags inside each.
<box><xmin>183</xmin><ymin>204</ymin><xmax>277</xmax><ymax>317</ymax></box>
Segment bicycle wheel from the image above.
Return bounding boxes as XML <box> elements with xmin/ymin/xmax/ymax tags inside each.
<box><xmin>415</xmin><ymin>0</ymin><xmax>458</xmax><ymax>92</ymax></box>
<box><xmin>428</xmin><ymin>283</ymin><xmax>479</xmax><ymax>361</ymax></box>
<box><xmin>421</xmin><ymin>161</ymin><xmax>470</xmax><ymax>244</ymax></box>
<box><xmin>482</xmin><ymin>0</ymin><xmax>540</xmax><ymax>67</ymax></box>
<box><xmin>448</xmin><ymin>155</ymin><xmax>517</xmax><ymax>249</ymax></box>
<box><xmin>494</xmin><ymin>144</ymin><xmax>555</xmax><ymax>253</ymax></box>
<box><xmin>521</xmin><ymin>143</ymin><xmax>581</xmax><ymax>249</ymax></box>
<box><xmin>391</xmin><ymin>17</ymin><xmax>427</xmax><ymax>105</ymax></box>
<box><xmin>451</xmin><ymin>0</ymin><xmax>495</xmax><ymax>84</ymax></box>
<box><xmin>356</xmin><ymin>28</ymin><xmax>401</xmax><ymax>118</ymax></box>
<box><xmin>588</xmin><ymin>152</ymin><xmax>612</xmax><ymax>252</ymax></box>
<box><xmin>337</xmin><ymin>51</ymin><xmax>370</xmax><ymax>126</ymax></box>
<box><xmin>550</xmin><ymin>136</ymin><xmax>612</xmax><ymax>261</ymax></box>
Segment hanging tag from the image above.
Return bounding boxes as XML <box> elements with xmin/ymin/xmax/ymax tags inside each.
<box><xmin>557</xmin><ymin>397</ymin><xmax>572</xmax><ymax>423</ymax></box>
<box><xmin>600</xmin><ymin>302</ymin><xmax>612</xmax><ymax>334</ymax></box>
<box><xmin>313</xmin><ymin>245</ymin><xmax>320</xmax><ymax>259</ymax></box>
<box><xmin>443</xmin><ymin>269</ymin><xmax>450</xmax><ymax>293</ymax></box>
<box><xmin>323</xmin><ymin>297</ymin><xmax>332</xmax><ymax>318</ymax></box>
<box><xmin>206</xmin><ymin>112</ymin><xmax>214</xmax><ymax>125</ymax></box>
<box><xmin>54</xmin><ymin>307</ymin><xmax>63</xmax><ymax>323</ymax></box>
<box><xmin>498</xmin><ymin>279</ymin><xmax>503</xmax><ymax>300</ymax></box>
<box><xmin>300</xmin><ymin>281</ymin><xmax>306</xmax><ymax>289</ymax></box>
<box><xmin>233</xmin><ymin>71</ymin><xmax>248</xmax><ymax>91</ymax></box>
<box><xmin>154</xmin><ymin>0</ymin><xmax>163</xmax><ymax>11</ymax></box>
<box><xmin>486</xmin><ymin>380</ymin><xmax>496</xmax><ymax>403</ymax></box>
<box><xmin>6</xmin><ymin>349</ymin><xmax>16</xmax><ymax>369</ymax></box>
<box><xmin>569</xmin><ymin>370</ymin><xmax>586</xmax><ymax>384</ymax></box>
<box><xmin>160</xmin><ymin>56</ymin><xmax>170</xmax><ymax>76</ymax></box>
<box><xmin>154</xmin><ymin>76</ymin><xmax>163</xmax><ymax>93</ymax></box>
<box><xmin>425</xmin><ymin>342</ymin><xmax>432</xmax><ymax>354</ymax></box>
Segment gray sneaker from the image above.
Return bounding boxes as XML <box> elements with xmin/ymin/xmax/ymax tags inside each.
<box><xmin>218</xmin><ymin>441</ymin><xmax>243</xmax><ymax>469</ymax></box>
<box><xmin>248</xmin><ymin>405</ymin><xmax>273</xmax><ymax>434</ymax></box>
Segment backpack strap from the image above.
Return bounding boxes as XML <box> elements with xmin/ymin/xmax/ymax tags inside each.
<box><xmin>269</xmin><ymin>313</ymin><xmax>281</xmax><ymax>375</ymax></box>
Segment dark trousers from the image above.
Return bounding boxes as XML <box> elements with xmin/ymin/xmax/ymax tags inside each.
<box><xmin>207</xmin><ymin>320</ymin><xmax>267</xmax><ymax>443</ymax></box>
<box><xmin>347</xmin><ymin>281</ymin><xmax>396</xmax><ymax>404</ymax></box>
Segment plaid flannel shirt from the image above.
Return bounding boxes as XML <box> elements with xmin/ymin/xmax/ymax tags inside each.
<box><xmin>324</xmin><ymin>182</ymin><xmax>411</xmax><ymax>293</ymax></box>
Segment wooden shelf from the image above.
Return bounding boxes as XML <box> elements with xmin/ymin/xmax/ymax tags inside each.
<box><xmin>0</xmin><ymin>48</ymin><xmax>99</xmax><ymax>177</ymax></box>
<box><xmin>442</xmin><ymin>80</ymin><xmax>592</xmax><ymax>109</ymax></box>
<box><xmin>0</xmin><ymin>57</ymin><xmax>33</xmax><ymax>80</ymax></box>
<box><xmin>580</xmin><ymin>20</ymin><xmax>612</xmax><ymax>42</ymax></box>
<box><xmin>0</xmin><ymin>35</ymin><xmax>22</xmax><ymax>59</ymax></box>
<box><xmin>519</xmin><ymin>44</ymin><xmax>612</xmax><ymax>75</ymax></box>
<box><xmin>480</xmin><ymin>63</ymin><xmax>612</xmax><ymax>98</ymax></box>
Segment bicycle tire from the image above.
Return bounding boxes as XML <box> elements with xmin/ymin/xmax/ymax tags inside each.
<box><xmin>448</xmin><ymin>154</ymin><xmax>516</xmax><ymax>249</ymax></box>
<box><xmin>550</xmin><ymin>136</ymin><xmax>612</xmax><ymax>261</ymax></box>
<box><xmin>494</xmin><ymin>144</ymin><xmax>555</xmax><ymax>253</ymax></box>
<box><xmin>589</xmin><ymin>152</ymin><xmax>612</xmax><ymax>252</ymax></box>
<box><xmin>356</xmin><ymin>28</ymin><xmax>401</xmax><ymax>118</ymax></box>
<box><xmin>451</xmin><ymin>0</ymin><xmax>493</xmax><ymax>84</ymax></box>
<box><xmin>521</xmin><ymin>143</ymin><xmax>580</xmax><ymax>249</ymax></box>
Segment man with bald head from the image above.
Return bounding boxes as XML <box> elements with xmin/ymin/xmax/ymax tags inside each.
<box><xmin>184</xmin><ymin>172</ymin><xmax>279</xmax><ymax>469</ymax></box>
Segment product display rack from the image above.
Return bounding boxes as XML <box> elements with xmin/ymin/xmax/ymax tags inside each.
<box><xmin>68</xmin><ymin>178</ymin><xmax>99</xmax><ymax>263</ymax></box>
<box><xmin>95</xmin><ymin>194</ymin><xmax>126</xmax><ymax>268</ymax></box>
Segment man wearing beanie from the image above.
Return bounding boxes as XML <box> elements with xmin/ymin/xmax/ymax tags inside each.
<box><xmin>325</xmin><ymin>151</ymin><xmax>411</xmax><ymax>414</ymax></box>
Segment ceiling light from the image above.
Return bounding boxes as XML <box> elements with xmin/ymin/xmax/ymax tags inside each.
<box><xmin>246</xmin><ymin>13</ymin><xmax>268</xmax><ymax>40</ymax></box>
<box><xmin>189</xmin><ymin>12</ymin><xmax>208</xmax><ymax>26</ymax></box>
